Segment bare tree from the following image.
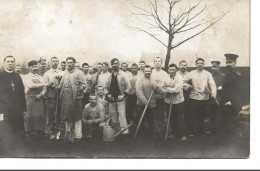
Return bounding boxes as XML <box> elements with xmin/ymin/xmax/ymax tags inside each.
<box><xmin>127</xmin><ymin>0</ymin><xmax>229</xmax><ymax>70</ymax></box>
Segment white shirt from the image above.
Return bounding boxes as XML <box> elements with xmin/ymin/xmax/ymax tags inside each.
<box><xmin>162</xmin><ymin>73</ymin><xmax>184</xmax><ymax>104</ymax></box>
<box><xmin>150</xmin><ymin>68</ymin><xmax>169</xmax><ymax>99</ymax></box>
<box><xmin>97</xmin><ymin>71</ymin><xmax>111</xmax><ymax>94</ymax></box>
<box><xmin>187</xmin><ymin>69</ymin><xmax>217</xmax><ymax>100</ymax></box>
<box><xmin>43</xmin><ymin>68</ymin><xmax>61</xmax><ymax>87</ymax></box>
<box><xmin>23</xmin><ymin>72</ymin><xmax>46</xmax><ymax>94</ymax></box>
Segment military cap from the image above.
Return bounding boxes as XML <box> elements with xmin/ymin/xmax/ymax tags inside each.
<box><xmin>224</xmin><ymin>54</ymin><xmax>239</xmax><ymax>61</ymax></box>
<box><xmin>211</xmin><ymin>61</ymin><xmax>221</xmax><ymax>65</ymax></box>
<box><xmin>28</xmin><ymin>60</ymin><xmax>38</xmax><ymax>67</ymax></box>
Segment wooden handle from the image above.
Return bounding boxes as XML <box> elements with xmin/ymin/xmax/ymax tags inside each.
<box><xmin>165</xmin><ymin>94</ymin><xmax>174</xmax><ymax>141</ymax></box>
<box><xmin>134</xmin><ymin>90</ymin><xmax>154</xmax><ymax>139</ymax></box>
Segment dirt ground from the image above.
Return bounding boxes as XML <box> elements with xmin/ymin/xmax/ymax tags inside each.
<box><xmin>1</xmin><ymin>125</ymin><xmax>249</xmax><ymax>159</ymax></box>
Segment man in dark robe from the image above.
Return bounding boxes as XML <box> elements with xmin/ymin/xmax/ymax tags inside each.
<box><xmin>221</xmin><ymin>54</ymin><xmax>250</xmax><ymax>139</ymax></box>
<box><xmin>0</xmin><ymin>55</ymin><xmax>26</xmax><ymax>156</ymax></box>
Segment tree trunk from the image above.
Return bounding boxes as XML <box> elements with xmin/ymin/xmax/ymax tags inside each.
<box><xmin>164</xmin><ymin>34</ymin><xmax>173</xmax><ymax>71</ymax></box>
<box><xmin>164</xmin><ymin>48</ymin><xmax>171</xmax><ymax>71</ymax></box>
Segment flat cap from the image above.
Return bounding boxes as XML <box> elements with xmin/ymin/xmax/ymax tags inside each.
<box><xmin>211</xmin><ymin>61</ymin><xmax>221</xmax><ymax>65</ymax></box>
<box><xmin>28</xmin><ymin>60</ymin><xmax>38</xmax><ymax>67</ymax></box>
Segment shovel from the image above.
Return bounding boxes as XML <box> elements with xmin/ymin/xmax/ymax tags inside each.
<box><xmin>134</xmin><ymin>90</ymin><xmax>154</xmax><ymax>139</ymax></box>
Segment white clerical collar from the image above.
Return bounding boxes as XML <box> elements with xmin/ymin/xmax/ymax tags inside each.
<box><xmin>5</xmin><ymin>69</ymin><xmax>13</xmax><ymax>73</ymax></box>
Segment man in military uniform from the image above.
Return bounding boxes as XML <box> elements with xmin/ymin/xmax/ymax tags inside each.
<box><xmin>209</xmin><ymin>60</ymin><xmax>225</xmax><ymax>134</ymax></box>
<box><xmin>38</xmin><ymin>57</ymin><xmax>48</xmax><ymax>76</ymax></box>
<box><xmin>221</xmin><ymin>54</ymin><xmax>250</xmax><ymax>139</ymax></box>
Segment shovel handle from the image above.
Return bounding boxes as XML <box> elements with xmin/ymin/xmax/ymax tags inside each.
<box><xmin>114</xmin><ymin>123</ymin><xmax>134</xmax><ymax>138</ymax></box>
<box><xmin>165</xmin><ymin>94</ymin><xmax>174</xmax><ymax>141</ymax></box>
<box><xmin>134</xmin><ymin>90</ymin><xmax>154</xmax><ymax>139</ymax></box>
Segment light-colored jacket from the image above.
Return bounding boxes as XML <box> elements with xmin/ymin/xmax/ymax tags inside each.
<box><xmin>58</xmin><ymin>69</ymin><xmax>86</xmax><ymax>99</ymax></box>
<box><xmin>187</xmin><ymin>69</ymin><xmax>217</xmax><ymax>100</ymax></box>
<box><xmin>136</xmin><ymin>77</ymin><xmax>156</xmax><ymax>107</ymax></box>
<box><xmin>161</xmin><ymin>73</ymin><xmax>184</xmax><ymax>104</ymax></box>
<box><xmin>105</xmin><ymin>70</ymin><xmax>131</xmax><ymax>95</ymax></box>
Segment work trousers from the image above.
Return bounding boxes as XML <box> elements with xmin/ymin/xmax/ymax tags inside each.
<box><xmin>136</xmin><ymin>105</ymin><xmax>155</xmax><ymax>138</ymax></box>
<box><xmin>82</xmin><ymin>121</ymin><xmax>105</xmax><ymax>138</ymax></box>
<box><xmin>45</xmin><ymin>97</ymin><xmax>60</xmax><ymax>135</ymax></box>
<box><xmin>154</xmin><ymin>99</ymin><xmax>166</xmax><ymax>138</ymax></box>
<box><xmin>125</xmin><ymin>94</ymin><xmax>137</xmax><ymax>123</ymax></box>
<box><xmin>165</xmin><ymin>102</ymin><xmax>187</xmax><ymax>138</ymax></box>
<box><xmin>108</xmin><ymin>100</ymin><xmax>129</xmax><ymax>134</ymax></box>
<box><xmin>188</xmin><ymin>99</ymin><xmax>209</xmax><ymax>135</ymax></box>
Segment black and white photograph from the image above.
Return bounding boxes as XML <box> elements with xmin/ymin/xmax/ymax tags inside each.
<box><xmin>0</xmin><ymin>0</ymin><xmax>251</xmax><ymax>164</ymax></box>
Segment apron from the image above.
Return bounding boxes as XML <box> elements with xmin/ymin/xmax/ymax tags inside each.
<box><xmin>60</xmin><ymin>87</ymin><xmax>82</xmax><ymax>122</ymax></box>
<box><xmin>24</xmin><ymin>85</ymin><xmax>45</xmax><ymax>132</ymax></box>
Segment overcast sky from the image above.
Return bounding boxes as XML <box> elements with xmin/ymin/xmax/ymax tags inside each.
<box><xmin>0</xmin><ymin>0</ymin><xmax>249</xmax><ymax>67</ymax></box>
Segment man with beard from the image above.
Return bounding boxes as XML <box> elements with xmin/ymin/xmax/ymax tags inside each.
<box><xmin>23</xmin><ymin>60</ymin><xmax>47</xmax><ymax>139</ymax></box>
<box><xmin>57</xmin><ymin>57</ymin><xmax>86</xmax><ymax>142</ymax></box>
<box><xmin>97</xmin><ymin>62</ymin><xmax>110</xmax><ymax>94</ymax></box>
<box><xmin>221</xmin><ymin>54</ymin><xmax>249</xmax><ymax>139</ymax></box>
<box><xmin>0</xmin><ymin>56</ymin><xmax>27</xmax><ymax>155</ymax></box>
<box><xmin>43</xmin><ymin>57</ymin><xmax>62</xmax><ymax>139</ymax></box>
<box><xmin>186</xmin><ymin>58</ymin><xmax>216</xmax><ymax>136</ymax></box>
<box><xmin>150</xmin><ymin>57</ymin><xmax>169</xmax><ymax>139</ymax></box>
<box><xmin>105</xmin><ymin>58</ymin><xmax>131</xmax><ymax>135</ymax></box>
<box><xmin>136</xmin><ymin>65</ymin><xmax>156</xmax><ymax>139</ymax></box>
<box><xmin>209</xmin><ymin>60</ymin><xmax>225</xmax><ymax>134</ymax></box>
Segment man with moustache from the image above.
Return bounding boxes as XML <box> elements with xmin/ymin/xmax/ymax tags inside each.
<box><xmin>0</xmin><ymin>56</ymin><xmax>27</xmax><ymax>155</ymax></box>
<box><xmin>61</xmin><ymin>61</ymin><xmax>66</xmax><ymax>71</ymax></box>
<box><xmin>162</xmin><ymin>63</ymin><xmax>187</xmax><ymax>141</ymax></box>
<box><xmin>186</xmin><ymin>58</ymin><xmax>216</xmax><ymax>136</ymax></box>
<box><xmin>126</xmin><ymin>63</ymin><xmax>139</xmax><ymax>125</ymax></box>
<box><xmin>105</xmin><ymin>58</ymin><xmax>131</xmax><ymax>135</ymax></box>
<box><xmin>135</xmin><ymin>65</ymin><xmax>157</xmax><ymax>139</ymax></box>
<box><xmin>92</xmin><ymin>63</ymin><xmax>103</xmax><ymax>91</ymax></box>
<box><xmin>43</xmin><ymin>57</ymin><xmax>62</xmax><ymax>139</ymax></box>
<box><xmin>121</xmin><ymin>62</ymin><xmax>132</xmax><ymax>79</ymax></box>
<box><xmin>177</xmin><ymin>60</ymin><xmax>192</xmax><ymax>136</ymax></box>
<box><xmin>221</xmin><ymin>54</ymin><xmax>249</xmax><ymax>139</ymax></box>
<box><xmin>23</xmin><ymin>60</ymin><xmax>47</xmax><ymax>138</ymax></box>
<box><xmin>137</xmin><ymin>61</ymin><xmax>145</xmax><ymax>78</ymax></box>
<box><xmin>209</xmin><ymin>60</ymin><xmax>225</xmax><ymax>134</ymax></box>
<box><xmin>57</xmin><ymin>57</ymin><xmax>86</xmax><ymax>142</ymax></box>
<box><xmin>38</xmin><ymin>58</ymin><xmax>48</xmax><ymax>76</ymax></box>
<box><xmin>82</xmin><ymin>93</ymin><xmax>105</xmax><ymax>139</ymax></box>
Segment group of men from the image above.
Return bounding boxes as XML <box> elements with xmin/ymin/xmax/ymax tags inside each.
<box><xmin>0</xmin><ymin>53</ymin><xmax>249</xmax><ymax>151</ymax></box>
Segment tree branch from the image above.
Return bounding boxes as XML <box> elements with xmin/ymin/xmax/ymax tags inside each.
<box><xmin>172</xmin><ymin>11</ymin><xmax>229</xmax><ymax>49</ymax></box>
<box><xmin>125</xmin><ymin>25</ymin><xmax>168</xmax><ymax>48</ymax></box>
